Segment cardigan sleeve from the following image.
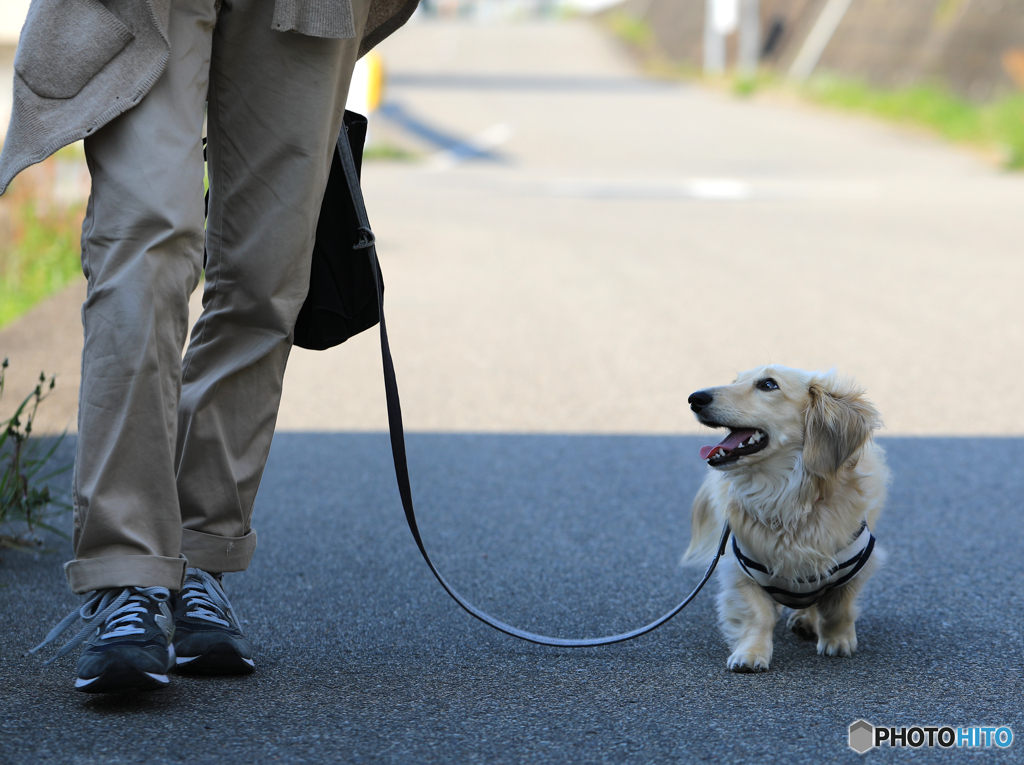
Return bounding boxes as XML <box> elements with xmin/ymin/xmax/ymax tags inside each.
<box><xmin>269</xmin><ymin>0</ymin><xmax>419</xmax><ymax>52</ymax></box>
<box><xmin>271</xmin><ymin>0</ymin><xmax>355</xmax><ymax>39</ymax></box>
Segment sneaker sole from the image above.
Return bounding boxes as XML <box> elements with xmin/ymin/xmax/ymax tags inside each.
<box><xmin>75</xmin><ymin>644</ymin><xmax>175</xmax><ymax>694</ymax></box>
<box><xmin>175</xmin><ymin>644</ymin><xmax>255</xmax><ymax>675</ymax></box>
<box><xmin>75</xmin><ymin>665</ymin><xmax>170</xmax><ymax>694</ymax></box>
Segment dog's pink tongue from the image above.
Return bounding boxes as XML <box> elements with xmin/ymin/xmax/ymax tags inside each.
<box><xmin>700</xmin><ymin>429</ymin><xmax>757</xmax><ymax>461</ymax></box>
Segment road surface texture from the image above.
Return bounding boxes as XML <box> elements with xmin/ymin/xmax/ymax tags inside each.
<box><xmin>1</xmin><ymin>15</ymin><xmax>1022</xmax><ymax>765</ymax></box>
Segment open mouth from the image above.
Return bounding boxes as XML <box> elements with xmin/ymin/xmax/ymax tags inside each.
<box><xmin>699</xmin><ymin>426</ymin><xmax>769</xmax><ymax>466</ymax></box>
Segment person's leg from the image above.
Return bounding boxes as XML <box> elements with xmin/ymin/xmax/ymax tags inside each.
<box><xmin>67</xmin><ymin>0</ymin><xmax>217</xmax><ymax>596</ymax></box>
<box><xmin>170</xmin><ymin>0</ymin><xmax>371</xmax><ymax>672</ymax></box>
<box><xmin>174</xmin><ymin>0</ymin><xmax>371</xmax><ymax>572</ymax></box>
<box><xmin>37</xmin><ymin>0</ymin><xmax>217</xmax><ymax>693</ymax></box>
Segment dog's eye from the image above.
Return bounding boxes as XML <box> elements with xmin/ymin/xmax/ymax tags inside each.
<box><xmin>756</xmin><ymin>378</ymin><xmax>779</xmax><ymax>391</ymax></box>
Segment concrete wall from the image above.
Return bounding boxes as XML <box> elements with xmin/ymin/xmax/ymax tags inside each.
<box><xmin>617</xmin><ymin>0</ymin><xmax>1024</xmax><ymax>100</ymax></box>
<box><xmin>816</xmin><ymin>0</ymin><xmax>1024</xmax><ymax>99</ymax></box>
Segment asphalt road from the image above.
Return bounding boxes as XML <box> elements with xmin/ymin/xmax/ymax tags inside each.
<box><xmin>2</xmin><ymin>14</ymin><xmax>1023</xmax><ymax>765</ymax></box>
<box><xmin>2</xmin><ymin>433</ymin><xmax>1022</xmax><ymax>763</ymax></box>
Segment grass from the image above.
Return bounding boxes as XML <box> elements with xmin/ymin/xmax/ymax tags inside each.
<box><xmin>800</xmin><ymin>75</ymin><xmax>1024</xmax><ymax>170</ymax></box>
<box><xmin>602</xmin><ymin>12</ymin><xmax>697</xmax><ymax>80</ymax></box>
<box><xmin>601</xmin><ymin>12</ymin><xmax>1024</xmax><ymax>171</ymax></box>
<box><xmin>604</xmin><ymin>10</ymin><xmax>657</xmax><ymax>53</ymax></box>
<box><xmin>363</xmin><ymin>142</ymin><xmax>421</xmax><ymax>162</ymax></box>
<box><xmin>0</xmin><ymin>151</ymin><xmax>87</xmax><ymax>328</ymax></box>
<box><xmin>0</xmin><ymin>134</ymin><xmax>417</xmax><ymax>330</ymax></box>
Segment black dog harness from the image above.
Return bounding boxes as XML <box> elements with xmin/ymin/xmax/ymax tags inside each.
<box><xmin>731</xmin><ymin>522</ymin><xmax>876</xmax><ymax>608</ymax></box>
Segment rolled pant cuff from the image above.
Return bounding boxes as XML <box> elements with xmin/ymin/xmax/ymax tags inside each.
<box><xmin>180</xmin><ymin>527</ymin><xmax>257</xmax><ymax>573</ymax></box>
<box><xmin>65</xmin><ymin>555</ymin><xmax>187</xmax><ymax>594</ymax></box>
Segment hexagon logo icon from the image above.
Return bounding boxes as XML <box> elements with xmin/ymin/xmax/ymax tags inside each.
<box><xmin>849</xmin><ymin>719</ymin><xmax>875</xmax><ymax>754</ymax></box>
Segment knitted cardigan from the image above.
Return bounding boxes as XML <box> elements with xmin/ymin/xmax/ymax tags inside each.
<box><xmin>0</xmin><ymin>0</ymin><xmax>419</xmax><ymax>195</ymax></box>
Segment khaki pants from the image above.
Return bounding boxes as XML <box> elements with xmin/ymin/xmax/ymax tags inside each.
<box><xmin>66</xmin><ymin>0</ymin><xmax>370</xmax><ymax>594</ymax></box>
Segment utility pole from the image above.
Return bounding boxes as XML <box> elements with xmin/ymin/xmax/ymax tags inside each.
<box><xmin>789</xmin><ymin>0</ymin><xmax>854</xmax><ymax>81</ymax></box>
<box><xmin>704</xmin><ymin>0</ymin><xmax>738</xmax><ymax>75</ymax></box>
<box><xmin>737</xmin><ymin>0</ymin><xmax>760</xmax><ymax>78</ymax></box>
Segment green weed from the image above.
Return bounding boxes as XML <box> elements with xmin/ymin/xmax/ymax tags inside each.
<box><xmin>0</xmin><ymin>358</ymin><xmax>72</xmax><ymax>554</ymax></box>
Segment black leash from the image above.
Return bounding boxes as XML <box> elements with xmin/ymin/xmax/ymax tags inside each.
<box><xmin>335</xmin><ymin>126</ymin><xmax>730</xmax><ymax>647</ymax></box>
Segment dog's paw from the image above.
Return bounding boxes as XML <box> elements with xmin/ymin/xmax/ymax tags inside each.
<box><xmin>817</xmin><ymin>633</ymin><xmax>857</xmax><ymax>657</ymax></box>
<box><xmin>726</xmin><ymin>651</ymin><xmax>771</xmax><ymax>673</ymax></box>
<box><xmin>787</xmin><ymin>611</ymin><xmax>818</xmax><ymax>641</ymax></box>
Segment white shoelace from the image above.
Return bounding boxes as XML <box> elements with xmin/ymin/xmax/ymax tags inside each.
<box><xmin>180</xmin><ymin>568</ymin><xmax>240</xmax><ymax>628</ymax></box>
<box><xmin>30</xmin><ymin>587</ymin><xmax>171</xmax><ymax>665</ymax></box>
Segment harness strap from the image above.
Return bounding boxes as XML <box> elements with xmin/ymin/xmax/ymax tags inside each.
<box><xmin>732</xmin><ymin>522</ymin><xmax>875</xmax><ymax>608</ymax></box>
<box><xmin>333</xmin><ymin>124</ymin><xmax>729</xmax><ymax>647</ymax></box>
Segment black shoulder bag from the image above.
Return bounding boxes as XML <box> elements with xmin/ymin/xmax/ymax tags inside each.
<box><xmin>297</xmin><ymin>111</ymin><xmax>730</xmax><ymax>646</ymax></box>
<box><xmin>294</xmin><ymin>111</ymin><xmax>382</xmax><ymax>350</ymax></box>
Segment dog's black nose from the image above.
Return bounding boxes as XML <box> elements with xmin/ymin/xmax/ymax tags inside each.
<box><xmin>688</xmin><ymin>390</ymin><xmax>713</xmax><ymax>412</ymax></box>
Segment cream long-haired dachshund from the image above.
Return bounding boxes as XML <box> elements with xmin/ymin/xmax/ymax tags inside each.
<box><xmin>683</xmin><ymin>365</ymin><xmax>889</xmax><ymax>673</ymax></box>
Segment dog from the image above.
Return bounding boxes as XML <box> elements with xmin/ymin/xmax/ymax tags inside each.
<box><xmin>683</xmin><ymin>365</ymin><xmax>889</xmax><ymax>672</ymax></box>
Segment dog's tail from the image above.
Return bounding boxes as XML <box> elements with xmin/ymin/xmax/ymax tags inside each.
<box><xmin>682</xmin><ymin>481</ymin><xmax>724</xmax><ymax>566</ymax></box>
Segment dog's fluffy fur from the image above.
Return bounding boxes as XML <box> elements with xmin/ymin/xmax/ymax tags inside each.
<box><xmin>683</xmin><ymin>365</ymin><xmax>889</xmax><ymax>672</ymax></box>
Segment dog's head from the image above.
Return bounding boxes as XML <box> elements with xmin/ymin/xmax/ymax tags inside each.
<box><xmin>688</xmin><ymin>365</ymin><xmax>882</xmax><ymax>478</ymax></box>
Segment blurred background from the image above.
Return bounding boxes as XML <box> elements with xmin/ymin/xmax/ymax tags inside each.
<box><xmin>2</xmin><ymin>0</ymin><xmax>1024</xmax><ymax>438</ymax></box>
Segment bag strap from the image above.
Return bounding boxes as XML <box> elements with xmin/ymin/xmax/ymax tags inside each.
<box><xmin>333</xmin><ymin>123</ymin><xmax>731</xmax><ymax>647</ymax></box>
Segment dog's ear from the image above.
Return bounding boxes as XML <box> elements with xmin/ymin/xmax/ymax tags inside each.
<box><xmin>803</xmin><ymin>375</ymin><xmax>882</xmax><ymax>478</ymax></box>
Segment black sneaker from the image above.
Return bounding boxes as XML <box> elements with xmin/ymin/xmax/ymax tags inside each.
<box><xmin>172</xmin><ymin>568</ymin><xmax>255</xmax><ymax>674</ymax></box>
<box><xmin>31</xmin><ymin>587</ymin><xmax>176</xmax><ymax>693</ymax></box>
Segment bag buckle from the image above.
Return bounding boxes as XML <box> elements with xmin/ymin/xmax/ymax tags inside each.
<box><xmin>353</xmin><ymin>226</ymin><xmax>375</xmax><ymax>250</ymax></box>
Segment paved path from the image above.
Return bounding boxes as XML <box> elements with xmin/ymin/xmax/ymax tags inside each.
<box><xmin>1</xmin><ymin>16</ymin><xmax>1023</xmax><ymax>765</ymax></box>
<box><xmin>278</xmin><ymin>17</ymin><xmax>1024</xmax><ymax>437</ymax></box>
<box><xmin>4</xmin><ymin>19</ymin><xmax>1024</xmax><ymax>437</ymax></box>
